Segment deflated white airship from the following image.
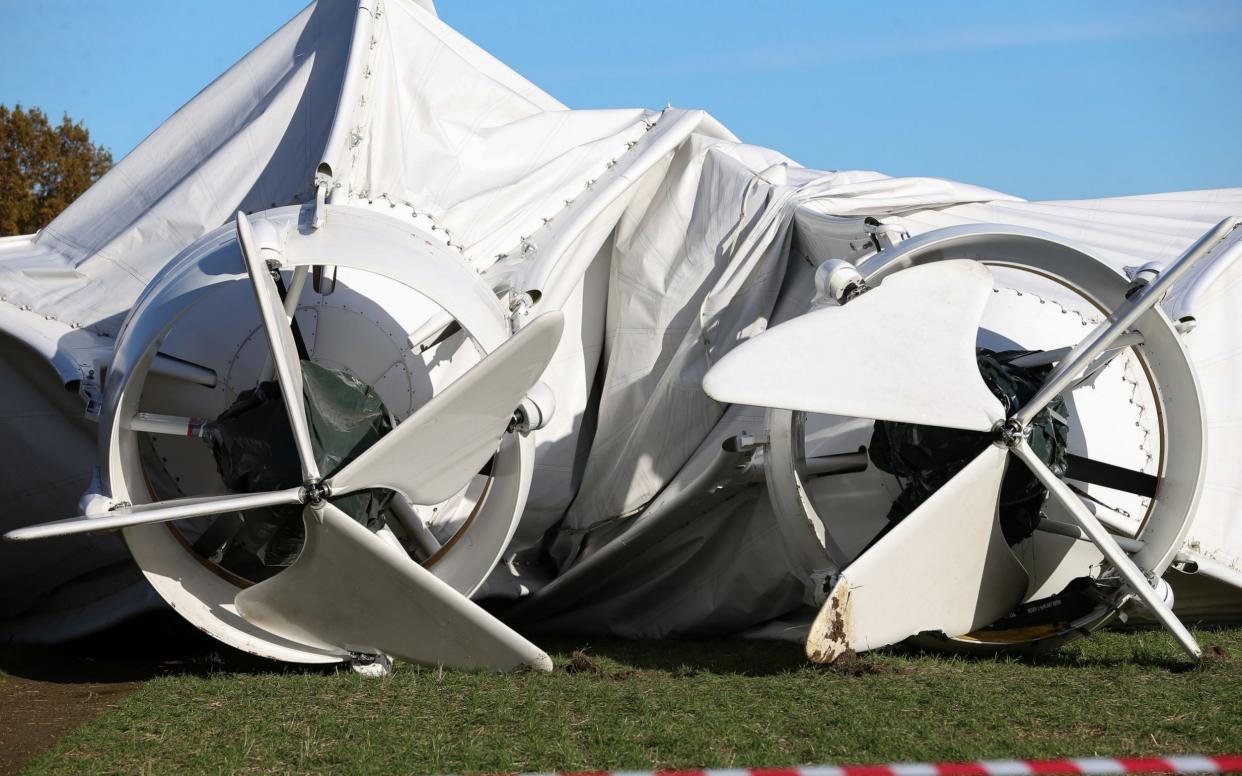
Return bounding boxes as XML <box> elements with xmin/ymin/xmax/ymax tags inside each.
<box><xmin>2</xmin><ymin>0</ymin><xmax>1241</xmax><ymax>671</ymax></box>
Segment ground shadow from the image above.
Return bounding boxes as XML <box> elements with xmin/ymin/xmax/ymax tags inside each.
<box><xmin>0</xmin><ymin>612</ymin><xmax>334</xmax><ymax>685</ymax></box>
<box><xmin>530</xmin><ymin>628</ymin><xmax>1231</xmax><ymax>677</ymax></box>
<box><xmin>5</xmin><ymin>615</ymin><xmax>1227</xmax><ymax>683</ymax></box>
<box><xmin>887</xmin><ymin>623</ymin><xmax>1229</xmax><ymax>674</ymax></box>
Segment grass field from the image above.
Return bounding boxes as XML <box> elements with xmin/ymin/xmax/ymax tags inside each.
<box><xmin>10</xmin><ymin>625</ymin><xmax>1242</xmax><ymax>775</ymax></box>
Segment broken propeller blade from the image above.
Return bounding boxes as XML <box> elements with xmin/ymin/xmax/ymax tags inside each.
<box><xmin>806</xmin><ymin>444</ymin><xmax>1028</xmax><ymax>664</ymax></box>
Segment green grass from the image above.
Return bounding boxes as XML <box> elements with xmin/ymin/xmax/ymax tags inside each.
<box><xmin>21</xmin><ymin>628</ymin><xmax>1242</xmax><ymax>775</ymax></box>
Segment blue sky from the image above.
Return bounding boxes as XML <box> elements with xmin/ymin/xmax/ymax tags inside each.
<box><xmin>1</xmin><ymin>1</ymin><xmax>1238</xmax><ymax>200</ymax></box>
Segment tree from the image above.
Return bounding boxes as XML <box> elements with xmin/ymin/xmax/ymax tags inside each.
<box><xmin>0</xmin><ymin>105</ymin><xmax>112</xmax><ymax>237</ymax></box>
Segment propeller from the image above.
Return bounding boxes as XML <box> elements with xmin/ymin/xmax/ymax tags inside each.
<box><xmin>229</xmin><ymin>311</ymin><xmax>560</xmax><ymax>670</ymax></box>
<box><xmin>706</xmin><ymin>223</ymin><xmax>1241</xmax><ymax>662</ymax></box>
<box><xmin>0</xmin><ymin>199</ymin><xmax>567</xmax><ymax>670</ymax></box>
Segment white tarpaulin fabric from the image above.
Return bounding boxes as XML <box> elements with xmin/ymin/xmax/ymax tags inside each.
<box><xmin>2</xmin><ymin>0</ymin><xmax>1240</xmax><ymax>641</ymax></box>
<box><xmin>0</xmin><ymin>2</ymin><xmax>354</xmax><ymax>338</ymax></box>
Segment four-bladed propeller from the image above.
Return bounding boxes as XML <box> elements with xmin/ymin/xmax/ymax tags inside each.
<box><xmin>3</xmin><ymin>212</ymin><xmax>563</xmax><ymax>671</ymax></box>
<box><xmin>710</xmin><ymin>219</ymin><xmax>1239</xmax><ymax>662</ymax></box>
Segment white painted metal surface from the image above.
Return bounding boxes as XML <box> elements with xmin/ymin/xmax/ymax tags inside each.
<box><xmin>235</xmin><ymin>212</ymin><xmax>320</xmax><ymax>482</ymax></box>
<box><xmin>790</xmin><ymin>223</ymin><xmax>1210</xmax><ymax>658</ymax></box>
<box><xmin>329</xmin><ymin>312</ymin><xmax>563</xmax><ymax>504</ymax></box>
<box><xmin>805</xmin><ymin>446</ymin><xmax>1028</xmax><ymax>663</ymax></box>
<box><xmin>4</xmin><ymin>488</ymin><xmax>303</xmax><ymax>542</ymax></box>
<box><xmin>235</xmin><ymin>501</ymin><xmax>552</xmax><ymax>671</ymax></box>
<box><xmin>702</xmin><ymin>260</ymin><xmax>1005</xmax><ymax>433</ymax></box>
<box><xmin>87</xmin><ymin>206</ymin><xmax>531</xmax><ymax>663</ymax></box>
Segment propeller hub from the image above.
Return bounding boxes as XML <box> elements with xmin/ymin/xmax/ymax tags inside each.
<box><xmin>302</xmin><ymin>479</ymin><xmax>330</xmax><ymax>505</ymax></box>
<box><xmin>996</xmin><ymin>418</ymin><xmax>1030</xmax><ymax>448</ymax></box>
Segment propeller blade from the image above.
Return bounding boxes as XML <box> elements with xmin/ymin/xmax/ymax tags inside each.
<box><xmin>3</xmin><ymin>488</ymin><xmax>303</xmax><ymax>542</ymax></box>
<box><xmin>806</xmin><ymin>444</ymin><xmax>1027</xmax><ymax>664</ymax></box>
<box><xmin>1013</xmin><ymin>216</ymin><xmax>1238</xmax><ymax>427</ymax></box>
<box><xmin>1012</xmin><ymin>440</ymin><xmax>1201</xmax><ymax>660</ymax></box>
<box><xmin>328</xmin><ymin>312</ymin><xmax>564</xmax><ymax>505</ymax></box>
<box><xmin>235</xmin><ymin>212</ymin><xmax>320</xmax><ymax>482</ymax></box>
<box><xmin>703</xmin><ymin>259</ymin><xmax>1004</xmax><ymax>432</ymax></box>
<box><xmin>235</xmin><ymin>501</ymin><xmax>552</xmax><ymax>671</ymax></box>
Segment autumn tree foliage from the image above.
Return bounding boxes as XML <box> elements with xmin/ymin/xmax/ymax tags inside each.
<box><xmin>0</xmin><ymin>105</ymin><xmax>112</xmax><ymax>237</ymax></box>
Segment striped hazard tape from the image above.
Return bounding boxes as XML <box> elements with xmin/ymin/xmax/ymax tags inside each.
<box><xmin>503</xmin><ymin>756</ymin><xmax>1242</xmax><ymax>776</ymax></box>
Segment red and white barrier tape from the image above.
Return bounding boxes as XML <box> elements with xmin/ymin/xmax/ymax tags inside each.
<box><xmin>507</xmin><ymin>756</ymin><xmax>1242</xmax><ymax>776</ymax></box>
